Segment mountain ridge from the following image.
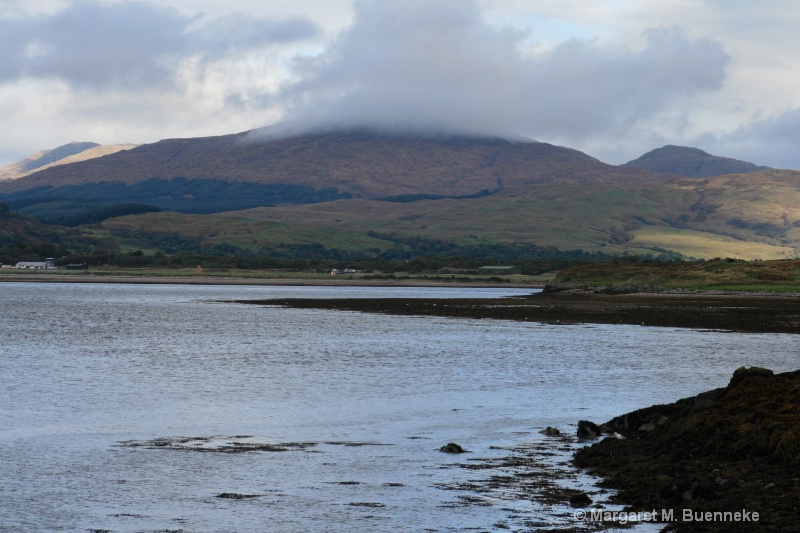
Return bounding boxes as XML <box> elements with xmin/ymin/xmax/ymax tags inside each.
<box><xmin>624</xmin><ymin>144</ymin><xmax>770</xmax><ymax>177</ymax></box>
<box><xmin>1</xmin><ymin>128</ymin><xmax>797</xmax><ymax>262</ymax></box>
<box><xmin>0</xmin><ymin>142</ymin><xmax>138</xmax><ymax>181</ymax></box>
<box><xmin>0</xmin><ymin>130</ymin><xmax>649</xmax><ymax>198</ymax></box>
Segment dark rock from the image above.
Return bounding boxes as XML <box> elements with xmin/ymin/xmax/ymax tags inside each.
<box><xmin>577</xmin><ymin>420</ymin><xmax>601</xmax><ymax>439</ymax></box>
<box><xmin>348</xmin><ymin>502</ymin><xmax>386</xmax><ymax>507</ymax></box>
<box><xmin>728</xmin><ymin>365</ymin><xmax>773</xmax><ymax>388</ymax></box>
<box><xmin>440</xmin><ymin>442</ymin><xmax>464</xmax><ymax>453</ymax></box>
<box><xmin>569</xmin><ymin>492</ymin><xmax>593</xmax><ymax>507</ymax></box>
<box><xmin>216</xmin><ymin>492</ymin><xmax>261</xmax><ymax>499</ymax></box>
<box><xmin>539</xmin><ymin>426</ymin><xmax>561</xmax><ymax>437</ymax></box>
<box><xmin>574</xmin><ymin>368</ymin><xmax>800</xmax><ymax>532</ymax></box>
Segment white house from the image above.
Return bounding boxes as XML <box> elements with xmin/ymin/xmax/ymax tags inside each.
<box><xmin>14</xmin><ymin>258</ymin><xmax>56</xmax><ymax>270</ymax></box>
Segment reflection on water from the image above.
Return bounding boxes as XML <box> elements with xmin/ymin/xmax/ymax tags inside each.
<box><xmin>1</xmin><ymin>283</ymin><xmax>797</xmax><ymax>532</ymax></box>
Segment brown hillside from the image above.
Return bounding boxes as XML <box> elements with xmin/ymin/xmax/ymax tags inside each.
<box><xmin>624</xmin><ymin>145</ymin><xmax>769</xmax><ymax>177</ymax></box>
<box><xmin>0</xmin><ymin>141</ymin><xmax>99</xmax><ymax>181</ymax></box>
<box><xmin>0</xmin><ymin>130</ymin><xmax>654</xmax><ymax>198</ymax></box>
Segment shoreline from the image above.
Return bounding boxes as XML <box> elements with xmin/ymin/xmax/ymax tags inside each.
<box><xmin>0</xmin><ymin>271</ymin><xmax>541</xmax><ymax>288</ymax></box>
<box><xmin>573</xmin><ymin>368</ymin><xmax>800</xmax><ymax>532</ymax></box>
<box><xmin>239</xmin><ymin>289</ymin><xmax>800</xmax><ymax>334</ymax></box>
<box><xmin>5</xmin><ymin>272</ymin><xmax>799</xmax><ymax>333</ymax></box>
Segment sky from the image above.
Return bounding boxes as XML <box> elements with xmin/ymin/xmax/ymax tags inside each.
<box><xmin>1</xmin><ymin>0</ymin><xmax>799</xmax><ymax>169</ymax></box>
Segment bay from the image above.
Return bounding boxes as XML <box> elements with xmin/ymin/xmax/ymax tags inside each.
<box><xmin>1</xmin><ymin>283</ymin><xmax>797</xmax><ymax>532</ymax></box>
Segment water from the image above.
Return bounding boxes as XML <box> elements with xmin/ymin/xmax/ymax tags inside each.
<box><xmin>1</xmin><ymin>282</ymin><xmax>797</xmax><ymax>532</ymax></box>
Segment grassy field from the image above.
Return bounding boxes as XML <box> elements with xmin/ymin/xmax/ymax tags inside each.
<box><xmin>630</xmin><ymin>226</ymin><xmax>796</xmax><ymax>260</ymax></box>
<box><xmin>552</xmin><ymin>258</ymin><xmax>800</xmax><ymax>291</ymax></box>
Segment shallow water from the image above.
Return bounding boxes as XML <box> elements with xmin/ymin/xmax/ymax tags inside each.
<box><xmin>1</xmin><ymin>283</ymin><xmax>797</xmax><ymax>532</ymax></box>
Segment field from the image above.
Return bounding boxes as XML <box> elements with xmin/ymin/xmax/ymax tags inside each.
<box><xmin>551</xmin><ymin>258</ymin><xmax>800</xmax><ymax>292</ymax></box>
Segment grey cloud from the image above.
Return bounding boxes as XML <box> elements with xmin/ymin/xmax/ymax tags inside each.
<box><xmin>693</xmin><ymin>108</ymin><xmax>800</xmax><ymax>169</ymax></box>
<box><xmin>0</xmin><ymin>0</ymin><xmax>319</xmax><ymax>89</ymax></box>
<box><xmin>187</xmin><ymin>13</ymin><xmax>318</xmax><ymax>56</ymax></box>
<box><xmin>276</xmin><ymin>0</ymin><xmax>730</xmax><ymax>141</ymax></box>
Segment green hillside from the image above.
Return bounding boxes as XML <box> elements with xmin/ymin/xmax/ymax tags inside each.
<box><xmin>2</xmin><ymin>130</ymin><xmax>799</xmax><ymax>262</ymax></box>
<box><xmin>94</xmin><ymin>171</ymin><xmax>799</xmax><ymax>261</ymax></box>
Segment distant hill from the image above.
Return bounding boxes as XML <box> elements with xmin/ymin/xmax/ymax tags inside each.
<box><xmin>0</xmin><ymin>142</ymin><xmax>137</xmax><ymax>181</ymax></box>
<box><xmin>0</xmin><ymin>130</ymin><xmax>646</xmax><ymax>198</ymax></box>
<box><xmin>1</xmin><ymin>129</ymin><xmax>799</xmax><ymax>262</ymax></box>
<box><xmin>624</xmin><ymin>145</ymin><xmax>769</xmax><ymax>177</ymax></box>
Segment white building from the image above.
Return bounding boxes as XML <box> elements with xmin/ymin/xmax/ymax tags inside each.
<box><xmin>14</xmin><ymin>258</ymin><xmax>56</xmax><ymax>270</ymax></box>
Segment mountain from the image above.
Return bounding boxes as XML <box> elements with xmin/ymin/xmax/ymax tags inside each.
<box><xmin>0</xmin><ymin>130</ymin><xmax>644</xmax><ymax>197</ymax></box>
<box><xmin>0</xmin><ymin>142</ymin><xmax>137</xmax><ymax>181</ymax></box>
<box><xmin>624</xmin><ymin>145</ymin><xmax>769</xmax><ymax>177</ymax></box>
<box><xmin>1</xmin><ymin>129</ymin><xmax>798</xmax><ymax>262</ymax></box>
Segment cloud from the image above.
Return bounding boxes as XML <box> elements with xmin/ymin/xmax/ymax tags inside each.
<box><xmin>186</xmin><ymin>13</ymin><xmax>320</xmax><ymax>59</ymax></box>
<box><xmin>692</xmin><ymin>108</ymin><xmax>800</xmax><ymax>169</ymax></box>
<box><xmin>0</xmin><ymin>0</ymin><xmax>318</xmax><ymax>90</ymax></box>
<box><xmin>274</xmin><ymin>0</ymin><xmax>730</xmax><ymax>142</ymax></box>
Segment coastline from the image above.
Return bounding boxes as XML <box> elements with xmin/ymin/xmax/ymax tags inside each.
<box><xmin>6</xmin><ymin>270</ymin><xmax>798</xmax><ymax>332</ymax></box>
<box><xmin>238</xmin><ymin>289</ymin><xmax>800</xmax><ymax>334</ymax></box>
<box><xmin>0</xmin><ymin>271</ymin><xmax>542</xmax><ymax>288</ymax></box>
<box><xmin>573</xmin><ymin>368</ymin><xmax>800</xmax><ymax>532</ymax></box>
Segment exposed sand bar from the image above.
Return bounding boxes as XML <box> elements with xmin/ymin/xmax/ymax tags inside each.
<box><xmin>239</xmin><ymin>290</ymin><xmax>800</xmax><ymax>334</ymax></box>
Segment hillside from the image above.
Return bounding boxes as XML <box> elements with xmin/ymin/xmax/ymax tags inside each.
<box><xmin>624</xmin><ymin>145</ymin><xmax>769</xmax><ymax>177</ymax></box>
<box><xmin>0</xmin><ymin>142</ymin><xmax>137</xmax><ymax>181</ymax></box>
<box><xmin>0</xmin><ymin>209</ymin><xmax>105</xmax><ymax>263</ymax></box>
<box><xmin>0</xmin><ymin>130</ymin><xmax>648</xmax><ymax>197</ymax></box>
<box><xmin>0</xmin><ymin>142</ymin><xmax>98</xmax><ymax>180</ymax></box>
<box><xmin>1</xmin><ymin>129</ymin><xmax>799</xmax><ymax>262</ymax></box>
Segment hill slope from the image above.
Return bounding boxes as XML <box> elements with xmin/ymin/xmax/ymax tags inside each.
<box><xmin>1</xmin><ymin>130</ymin><xmax>798</xmax><ymax>261</ymax></box>
<box><xmin>0</xmin><ymin>130</ymin><xmax>647</xmax><ymax>198</ymax></box>
<box><xmin>624</xmin><ymin>145</ymin><xmax>769</xmax><ymax>177</ymax></box>
<box><xmin>0</xmin><ymin>142</ymin><xmax>137</xmax><ymax>181</ymax></box>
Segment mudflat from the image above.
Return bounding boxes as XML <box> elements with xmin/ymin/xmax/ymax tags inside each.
<box><xmin>240</xmin><ymin>289</ymin><xmax>800</xmax><ymax>334</ymax></box>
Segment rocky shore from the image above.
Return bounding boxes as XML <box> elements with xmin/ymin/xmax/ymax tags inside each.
<box><xmin>238</xmin><ymin>288</ymin><xmax>800</xmax><ymax>334</ymax></box>
<box><xmin>573</xmin><ymin>367</ymin><xmax>800</xmax><ymax>532</ymax></box>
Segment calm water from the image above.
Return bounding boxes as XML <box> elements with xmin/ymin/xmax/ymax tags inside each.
<box><xmin>1</xmin><ymin>282</ymin><xmax>797</xmax><ymax>532</ymax></box>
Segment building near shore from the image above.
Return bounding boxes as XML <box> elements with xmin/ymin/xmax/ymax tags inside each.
<box><xmin>14</xmin><ymin>258</ymin><xmax>56</xmax><ymax>270</ymax></box>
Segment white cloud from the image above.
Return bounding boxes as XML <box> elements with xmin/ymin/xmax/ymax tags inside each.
<box><xmin>2</xmin><ymin>0</ymin><xmax>800</xmax><ymax>169</ymax></box>
<box><xmin>272</xmin><ymin>0</ymin><xmax>729</xmax><ymax>146</ymax></box>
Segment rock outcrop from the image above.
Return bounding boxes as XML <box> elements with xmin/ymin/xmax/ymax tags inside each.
<box><xmin>574</xmin><ymin>367</ymin><xmax>800</xmax><ymax>532</ymax></box>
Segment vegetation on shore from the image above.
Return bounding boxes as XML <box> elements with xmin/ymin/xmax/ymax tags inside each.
<box><xmin>4</xmin><ymin>195</ymin><xmax>800</xmax><ymax>292</ymax></box>
<box><xmin>550</xmin><ymin>257</ymin><xmax>800</xmax><ymax>292</ymax></box>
